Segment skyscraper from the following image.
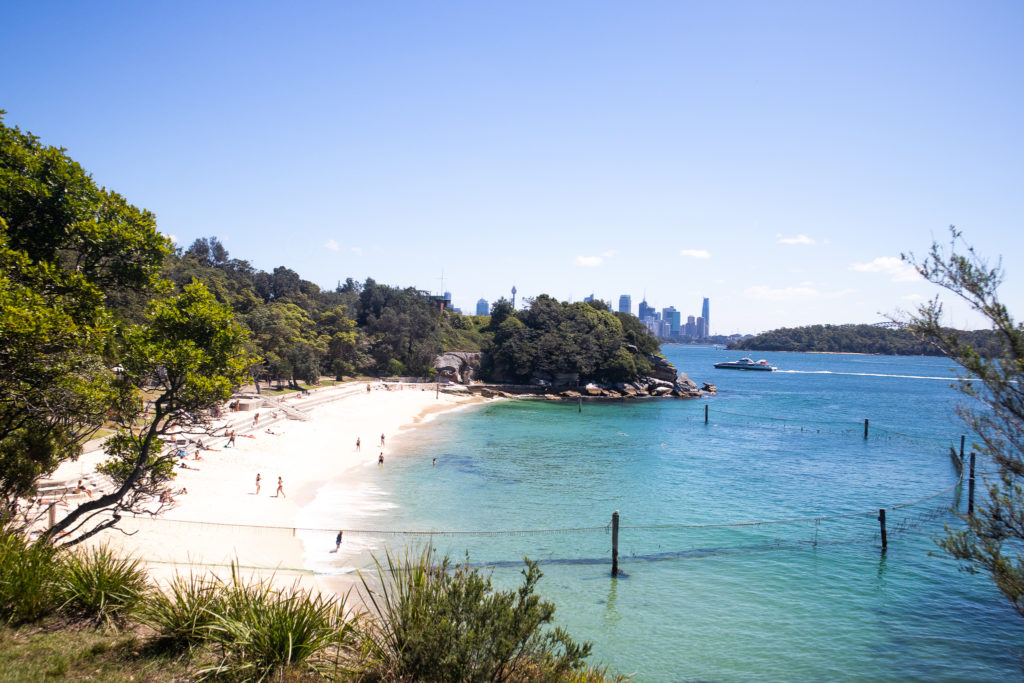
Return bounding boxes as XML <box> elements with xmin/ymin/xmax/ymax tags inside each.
<box><xmin>702</xmin><ymin>297</ymin><xmax>710</xmax><ymax>337</ymax></box>
<box><xmin>638</xmin><ymin>299</ymin><xmax>653</xmax><ymax>321</ymax></box>
<box><xmin>696</xmin><ymin>316</ymin><xmax>706</xmax><ymax>338</ymax></box>
<box><xmin>476</xmin><ymin>298</ymin><xmax>489</xmax><ymax>316</ymax></box>
<box><xmin>618</xmin><ymin>294</ymin><xmax>632</xmax><ymax>315</ymax></box>
<box><xmin>686</xmin><ymin>315</ymin><xmax>696</xmax><ymax>337</ymax></box>
<box><xmin>662</xmin><ymin>306</ymin><xmax>680</xmax><ymax>335</ymax></box>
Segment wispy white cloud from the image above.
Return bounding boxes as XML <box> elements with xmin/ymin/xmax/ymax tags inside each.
<box><xmin>850</xmin><ymin>256</ymin><xmax>919</xmax><ymax>282</ymax></box>
<box><xmin>167</xmin><ymin>234</ymin><xmax>179</xmax><ymax>244</ymax></box>
<box><xmin>680</xmin><ymin>249</ymin><xmax>710</xmax><ymax>259</ymax></box>
<box><xmin>744</xmin><ymin>285</ymin><xmax>856</xmax><ymax>302</ymax></box>
<box><xmin>351</xmin><ymin>246</ymin><xmax>363</xmax><ymax>256</ymax></box>
<box><xmin>324</xmin><ymin>239</ymin><xmax>340</xmax><ymax>251</ymax></box>
<box><xmin>777</xmin><ymin>233</ymin><xmax>815</xmax><ymax>245</ymax></box>
<box><xmin>575</xmin><ymin>255</ymin><xmax>604</xmax><ymax>267</ymax></box>
<box><xmin>901</xmin><ymin>293</ymin><xmax>926</xmax><ymax>302</ymax></box>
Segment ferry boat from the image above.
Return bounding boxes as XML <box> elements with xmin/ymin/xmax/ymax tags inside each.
<box><xmin>713</xmin><ymin>357</ymin><xmax>777</xmax><ymax>371</ymax></box>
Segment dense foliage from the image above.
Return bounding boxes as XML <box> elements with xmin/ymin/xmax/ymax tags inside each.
<box><xmin>166</xmin><ymin>245</ymin><xmax>467</xmax><ymax>384</ymax></box>
<box><xmin>731</xmin><ymin>323</ymin><xmax>1002</xmax><ymax>357</ymax></box>
<box><xmin>0</xmin><ymin>115</ymin><xmax>170</xmax><ymax>511</ymax></box>
<box><xmin>1</xmin><ymin>521</ymin><xmax>611</xmax><ymax>681</ymax></box>
<box><xmin>359</xmin><ymin>547</ymin><xmax>596</xmax><ymax>682</ymax></box>
<box><xmin>483</xmin><ymin>294</ymin><xmax>661</xmax><ymax>384</ymax></box>
<box><xmin>0</xmin><ymin>115</ymin><xmax>254</xmax><ymax>544</ymax></box>
<box><xmin>168</xmin><ymin>245</ymin><xmax>664</xmax><ymax>387</ymax></box>
<box><xmin>903</xmin><ymin>229</ymin><xmax>1024</xmax><ymax>619</ymax></box>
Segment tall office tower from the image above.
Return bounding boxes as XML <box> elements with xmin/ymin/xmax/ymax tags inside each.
<box><xmin>662</xmin><ymin>306</ymin><xmax>680</xmax><ymax>335</ymax></box>
<box><xmin>583</xmin><ymin>293</ymin><xmax>596</xmax><ymax>303</ymax></box>
<box><xmin>476</xmin><ymin>298</ymin><xmax>489</xmax><ymax>316</ymax></box>
<box><xmin>702</xmin><ymin>297</ymin><xmax>710</xmax><ymax>336</ymax></box>
<box><xmin>638</xmin><ymin>299</ymin><xmax>653</xmax><ymax>321</ymax></box>
<box><xmin>696</xmin><ymin>316</ymin><xmax>707</xmax><ymax>338</ymax></box>
<box><xmin>686</xmin><ymin>315</ymin><xmax>696</xmax><ymax>337</ymax></box>
<box><xmin>670</xmin><ymin>310</ymin><xmax>681</xmax><ymax>335</ymax></box>
<box><xmin>618</xmin><ymin>294</ymin><xmax>632</xmax><ymax>315</ymax></box>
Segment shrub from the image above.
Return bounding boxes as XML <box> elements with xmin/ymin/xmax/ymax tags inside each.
<box><xmin>202</xmin><ymin>567</ymin><xmax>356</xmax><ymax>680</ymax></box>
<box><xmin>0</xmin><ymin>522</ymin><xmax>61</xmax><ymax>624</ymax></box>
<box><xmin>58</xmin><ymin>543</ymin><xmax>149</xmax><ymax>625</ymax></box>
<box><xmin>139</xmin><ymin>572</ymin><xmax>222</xmax><ymax>650</ymax></box>
<box><xmin>357</xmin><ymin>547</ymin><xmax>593</xmax><ymax>682</ymax></box>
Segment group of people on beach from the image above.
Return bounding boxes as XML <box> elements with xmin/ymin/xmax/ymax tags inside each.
<box><xmin>253</xmin><ymin>473</ymin><xmax>285</xmax><ymax>498</ymax></box>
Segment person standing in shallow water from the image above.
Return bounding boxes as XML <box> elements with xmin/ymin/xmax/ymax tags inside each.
<box><xmin>378</xmin><ymin>452</ymin><xmax>384</xmax><ymax>466</ymax></box>
<box><xmin>335</xmin><ymin>530</ymin><xmax>343</xmax><ymax>551</ymax></box>
<box><xmin>255</xmin><ymin>473</ymin><xmax>261</xmax><ymax>495</ymax></box>
<box><xmin>355</xmin><ymin>437</ymin><xmax>360</xmax><ymax>452</ymax></box>
<box><xmin>380</xmin><ymin>433</ymin><xmax>385</xmax><ymax>447</ymax></box>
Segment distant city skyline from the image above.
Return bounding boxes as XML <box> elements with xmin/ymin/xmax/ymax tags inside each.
<box><xmin>3</xmin><ymin>3</ymin><xmax>1022</xmax><ymax>334</ymax></box>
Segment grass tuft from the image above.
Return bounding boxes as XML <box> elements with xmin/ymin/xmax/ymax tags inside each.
<box><xmin>0</xmin><ymin>521</ymin><xmax>61</xmax><ymax>624</ymax></box>
<box><xmin>139</xmin><ymin>571</ymin><xmax>221</xmax><ymax>650</ymax></box>
<box><xmin>200</xmin><ymin>565</ymin><xmax>356</xmax><ymax>680</ymax></box>
<box><xmin>57</xmin><ymin>543</ymin><xmax>149</xmax><ymax>626</ymax></box>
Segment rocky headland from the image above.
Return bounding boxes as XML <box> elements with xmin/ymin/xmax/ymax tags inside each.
<box><xmin>433</xmin><ymin>350</ymin><xmax>716</xmax><ymax>400</ymax></box>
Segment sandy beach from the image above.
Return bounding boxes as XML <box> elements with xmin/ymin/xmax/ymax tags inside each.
<box><xmin>51</xmin><ymin>383</ymin><xmax>485</xmax><ymax>599</ymax></box>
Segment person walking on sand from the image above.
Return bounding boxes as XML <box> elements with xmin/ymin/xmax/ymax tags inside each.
<box><xmin>255</xmin><ymin>473</ymin><xmax>261</xmax><ymax>495</ymax></box>
<box><xmin>380</xmin><ymin>433</ymin><xmax>385</xmax><ymax>447</ymax></box>
<box><xmin>253</xmin><ymin>412</ymin><xmax>260</xmax><ymax>427</ymax></box>
<box><xmin>335</xmin><ymin>530</ymin><xmax>343</xmax><ymax>552</ymax></box>
<box><xmin>355</xmin><ymin>437</ymin><xmax>360</xmax><ymax>452</ymax></box>
<box><xmin>227</xmin><ymin>429</ymin><xmax>236</xmax><ymax>447</ymax></box>
<box><xmin>275</xmin><ymin>476</ymin><xmax>285</xmax><ymax>498</ymax></box>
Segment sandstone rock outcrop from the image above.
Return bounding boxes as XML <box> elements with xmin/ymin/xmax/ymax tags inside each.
<box><xmin>433</xmin><ymin>352</ymin><xmax>482</xmax><ymax>384</ymax></box>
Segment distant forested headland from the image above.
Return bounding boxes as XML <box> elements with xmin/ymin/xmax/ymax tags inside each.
<box><xmin>730</xmin><ymin>324</ymin><xmax>1002</xmax><ymax>357</ymax></box>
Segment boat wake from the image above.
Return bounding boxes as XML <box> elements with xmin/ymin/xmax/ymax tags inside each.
<box><xmin>775</xmin><ymin>370</ymin><xmax>964</xmax><ymax>381</ymax></box>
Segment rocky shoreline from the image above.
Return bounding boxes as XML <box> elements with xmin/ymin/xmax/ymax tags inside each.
<box><xmin>433</xmin><ymin>350</ymin><xmax>716</xmax><ymax>400</ymax></box>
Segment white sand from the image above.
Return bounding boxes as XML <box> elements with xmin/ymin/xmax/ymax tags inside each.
<box><xmin>55</xmin><ymin>383</ymin><xmax>485</xmax><ymax>597</ymax></box>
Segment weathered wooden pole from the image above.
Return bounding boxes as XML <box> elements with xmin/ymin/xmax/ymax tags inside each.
<box><xmin>611</xmin><ymin>510</ymin><xmax>620</xmax><ymax>577</ymax></box>
<box><xmin>864</xmin><ymin>419</ymin><xmax>869</xmax><ymax>440</ymax></box>
<box><xmin>704</xmin><ymin>404</ymin><xmax>709</xmax><ymax>425</ymax></box>
<box><xmin>436</xmin><ymin>382</ymin><xmax>439</xmax><ymax>399</ymax></box>
<box><xmin>960</xmin><ymin>434</ymin><xmax>965</xmax><ymax>461</ymax></box>
<box><xmin>47</xmin><ymin>502</ymin><xmax>56</xmax><ymax>529</ymax></box>
<box><xmin>878</xmin><ymin>508</ymin><xmax>887</xmax><ymax>552</ymax></box>
<box><xmin>579</xmin><ymin>396</ymin><xmax>582</xmax><ymax>413</ymax></box>
<box><xmin>968</xmin><ymin>451</ymin><xmax>976</xmax><ymax>516</ymax></box>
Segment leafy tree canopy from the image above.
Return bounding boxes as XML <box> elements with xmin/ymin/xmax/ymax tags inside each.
<box><xmin>903</xmin><ymin>228</ymin><xmax>1024</xmax><ymax>618</ymax></box>
<box><xmin>485</xmin><ymin>295</ymin><xmax>662</xmax><ymax>384</ymax></box>
<box><xmin>0</xmin><ymin>114</ymin><xmax>253</xmax><ymax>545</ymax></box>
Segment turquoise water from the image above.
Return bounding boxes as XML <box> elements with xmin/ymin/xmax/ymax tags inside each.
<box><xmin>332</xmin><ymin>347</ymin><xmax>1024</xmax><ymax>681</ymax></box>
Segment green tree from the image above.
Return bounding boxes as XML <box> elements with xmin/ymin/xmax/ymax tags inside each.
<box><xmin>903</xmin><ymin>228</ymin><xmax>1024</xmax><ymax>617</ymax></box>
<box><xmin>0</xmin><ymin>114</ymin><xmax>169</xmax><ymax>513</ymax></box>
<box><xmin>1</xmin><ymin>114</ymin><xmax>253</xmax><ymax>545</ymax></box>
<box><xmin>48</xmin><ymin>282</ymin><xmax>255</xmax><ymax>545</ymax></box>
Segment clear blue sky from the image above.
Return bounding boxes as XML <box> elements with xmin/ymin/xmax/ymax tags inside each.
<box><xmin>3</xmin><ymin>1</ymin><xmax>1022</xmax><ymax>333</ymax></box>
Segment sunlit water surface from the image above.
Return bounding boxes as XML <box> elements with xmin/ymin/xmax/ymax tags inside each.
<box><xmin>300</xmin><ymin>346</ymin><xmax>1024</xmax><ymax>681</ymax></box>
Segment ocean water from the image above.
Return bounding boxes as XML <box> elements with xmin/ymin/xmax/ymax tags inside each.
<box><xmin>303</xmin><ymin>346</ymin><xmax>1024</xmax><ymax>681</ymax></box>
